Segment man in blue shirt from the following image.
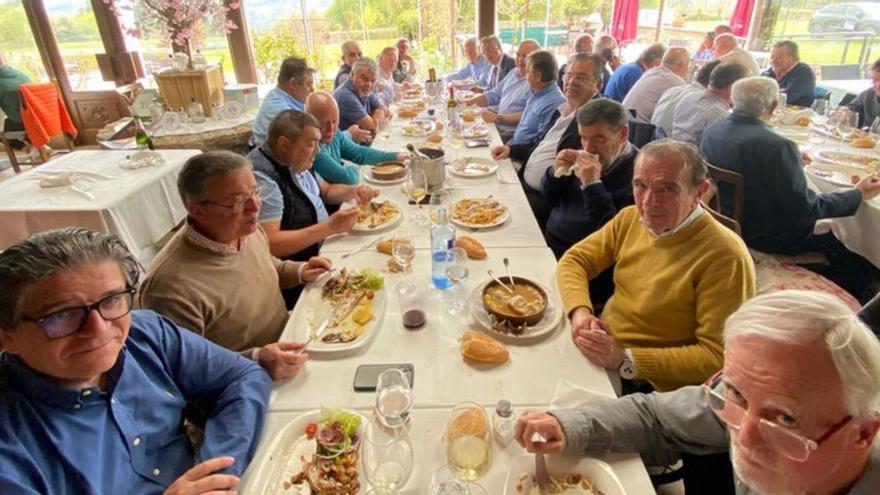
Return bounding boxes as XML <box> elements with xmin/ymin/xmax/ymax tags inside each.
<box><xmin>464</xmin><ymin>39</ymin><xmax>539</xmax><ymax>141</ymax></box>
<box><xmin>604</xmin><ymin>43</ymin><xmax>666</xmax><ymax>102</ymax></box>
<box><xmin>252</xmin><ymin>56</ymin><xmax>314</xmax><ymax>147</ymax></box>
<box><xmin>0</xmin><ymin>228</ymin><xmax>271</xmax><ymax>494</ymax></box>
<box><xmin>446</xmin><ymin>37</ymin><xmax>491</xmax><ymax>85</ymax></box>
<box><xmin>508</xmin><ymin>50</ymin><xmax>566</xmax><ymax>146</ymax></box>
<box><xmin>307</xmin><ymin>91</ymin><xmax>406</xmax><ymax>184</ymax></box>
<box><xmin>333</xmin><ymin>57</ymin><xmax>391</xmax><ymax>142</ymax></box>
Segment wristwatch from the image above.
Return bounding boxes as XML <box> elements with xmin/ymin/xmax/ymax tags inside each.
<box><xmin>618</xmin><ymin>349</ymin><xmax>637</xmax><ymax>380</ymax></box>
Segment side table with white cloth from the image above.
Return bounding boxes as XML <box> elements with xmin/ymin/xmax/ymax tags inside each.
<box><xmin>0</xmin><ymin>149</ymin><xmax>198</xmax><ymax>264</ymax></box>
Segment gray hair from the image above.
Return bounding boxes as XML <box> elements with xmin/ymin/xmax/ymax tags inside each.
<box><xmin>341</xmin><ymin>40</ymin><xmax>359</xmax><ymax>53</ymax></box>
<box><xmin>351</xmin><ymin>57</ymin><xmax>378</xmax><ymax>76</ymax></box>
<box><xmin>709</xmin><ymin>62</ymin><xmax>748</xmax><ymax>91</ymax></box>
<box><xmin>731</xmin><ymin>76</ymin><xmax>779</xmax><ymax>117</ymax></box>
<box><xmin>0</xmin><ymin>228</ymin><xmax>141</xmax><ymax>330</ymax></box>
<box><xmin>662</xmin><ymin>47</ymin><xmax>689</xmax><ymax>68</ymax></box>
<box><xmin>278</xmin><ymin>56</ymin><xmax>313</xmax><ymax>85</ymax></box>
<box><xmin>637</xmin><ymin>139</ymin><xmax>708</xmax><ymax>188</ymax></box>
<box><xmin>480</xmin><ymin>35</ymin><xmax>502</xmax><ymax>49</ymax></box>
<box><xmin>527</xmin><ymin>50</ymin><xmax>558</xmax><ymax>83</ymax></box>
<box><xmin>576</xmin><ymin>98</ymin><xmax>627</xmax><ymax>130</ymax></box>
<box><xmin>638</xmin><ymin>43</ymin><xmax>666</xmax><ymax>65</ymax></box>
<box><xmin>463</xmin><ymin>36</ymin><xmax>478</xmax><ymax>48</ymax></box>
<box><xmin>772</xmin><ymin>40</ymin><xmax>800</xmax><ymax>60</ymax></box>
<box><xmin>725</xmin><ymin>290</ymin><xmax>880</xmax><ymax>417</ymax></box>
<box><xmin>714</xmin><ymin>33</ymin><xmax>738</xmax><ymax>51</ymax></box>
<box><xmin>177</xmin><ymin>151</ymin><xmax>250</xmax><ymax>204</ymax></box>
<box><xmin>596</xmin><ymin>35</ymin><xmax>617</xmax><ymax>52</ymax></box>
<box><xmin>267</xmin><ymin>109</ymin><xmax>320</xmax><ymax>148</ymax></box>
<box><xmin>573</xmin><ymin>33</ymin><xmax>594</xmax><ymax>53</ymax></box>
<box><xmin>567</xmin><ymin>53</ymin><xmax>605</xmax><ymax>83</ymax></box>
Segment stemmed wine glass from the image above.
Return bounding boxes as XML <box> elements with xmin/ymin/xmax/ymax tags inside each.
<box><xmin>361</xmin><ymin>415</ymin><xmax>414</xmax><ymax>494</ymax></box>
<box><xmin>445</xmin><ymin>247</ymin><xmax>469</xmax><ymax>315</ymax></box>
<box><xmin>403</xmin><ymin>169</ymin><xmax>429</xmax><ymax>226</ymax></box>
<box><xmin>377</xmin><ymin>118</ymin><xmax>391</xmax><ymax>151</ymax></box>
<box><xmin>447</xmin><ymin>134</ymin><xmax>464</xmax><ymax>164</ymax></box>
<box><xmin>809</xmin><ymin>99</ymin><xmax>828</xmax><ymax>145</ymax></box>
<box><xmin>391</xmin><ymin>233</ymin><xmax>415</xmax><ymax>273</ymax></box>
<box><xmin>836</xmin><ymin>107</ymin><xmax>858</xmax><ymax>147</ymax></box>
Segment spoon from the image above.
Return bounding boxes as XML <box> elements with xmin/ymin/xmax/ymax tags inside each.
<box><xmin>487</xmin><ymin>269</ymin><xmax>514</xmax><ymax>294</ymax></box>
<box><xmin>502</xmin><ymin>257</ymin><xmax>516</xmax><ymax>288</ymax></box>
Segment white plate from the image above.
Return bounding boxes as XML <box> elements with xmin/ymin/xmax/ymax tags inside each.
<box><xmin>450</xmin><ymin>200</ymin><xmax>510</xmax><ymax>230</ymax></box>
<box><xmin>806</xmin><ymin>164</ymin><xmax>868</xmax><ymax>188</ymax></box>
<box><xmin>469</xmin><ymin>279</ymin><xmax>563</xmax><ymax>342</ymax></box>
<box><xmin>401</xmin><ymin>119</ymin><xmax>436</xmax><ymax>137</ymax></box>
<box><xmin>814</xmin><ymin>150</ymin><xmax>880</xmax><ymax>171</ymax></box>
<box><xmin>448</xmin><ymin>158</ymin><xmax>498</xmax><ymax>178</ymax></box>
<box><xmin>286</xmin><ymin>281</ymin><xmax>387</xmax><ymax>356</ymax></box>
<box><xmin>239</xmin><ymin>410</ymin><xmax>368</xmax><ymax>495</ymax></box>
<box><xmin>364</xmin><ymin>170</ymin><xmax>408</xmax><ymax>186</ymax></box>
<box><xmin>503</xmin><ymin>454</ymin><xmax>627</xmax><ymax>495</ymax></box>
<box><xmin>353</xmin><ymin>200</ymin><xmax>404</xmax><ymax>233</ymax></box>
<box><xmin>460</xmin><ymin>125</ymin><xmax>489</xmax><ymax>139</ymax></box>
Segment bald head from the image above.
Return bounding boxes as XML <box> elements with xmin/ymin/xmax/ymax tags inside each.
<box><xmin>573</xmin><ymin>34</ymin><xmax>594</xmax><ymax>54</ymax></box>
<box><xmin>662</xmin><ymin>47</ymin><xmax>690</xmax><ymax>78</ymax></box>
<box><xmin>305</xmin><ymin>91</ymin><xmax>340</xmax><ymax>144</ymax></box>
<box><xmin>713</xmin><ymin>34</ymin><xmax>737</xmax><ymax>57</ymax></box>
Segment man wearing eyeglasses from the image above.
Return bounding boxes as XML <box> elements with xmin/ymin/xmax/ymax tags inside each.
<box><xmin>0</xmin><ymin>228</ymin><xmax>271</xmax><ymax>494</ymax></box>
<box><xmin>139</xmin><ymin>151</ymin><xmax>332</xmax><ymax>382</ymax></box>
<box><xmin>515</xmin><ymin>290</ymin><xmax>880</xmax><ymax>494</ymax></box>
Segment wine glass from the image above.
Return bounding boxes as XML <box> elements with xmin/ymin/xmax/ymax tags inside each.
<box><xmin>836</xmin><ymin>107</ymin><xmax>858</xmax><ymax>146</ymax></box>
<box><xmin>444</xmin><ymin>402</ymin><xmax>492</xmax><ymax>481</ymax></box>
<box><xmin>375</xmin><ymin>368</ymin><xmax>413</xmax><ymax>428</ymax></box>
<box><xmin>429</xmin><ymin>189</ymin><xmax>451</xmax><ymax>223</ymax></box>
<box><xmin>430</xmin><ymin>466</ymin><xmax>487</xmax><ymax>495</ymax></box>
<box><xmin>377</xmin><ymin>118</ymin><xmax>391</xmax><ymax>151</ymax></box>
<box><xmin>391</xmin><ymin>233</ymin><xmax>415</xmax><ymax>273</ymax></box>
<box><xmin>361</xmin><ymin>416</ymin><xmax>414</xmax><ymax>494</ymax></box>
<box><xmin>404</xmin><ymin>169</ymin><xmax>429</xmax><ymax>226</ymax></box>
<box><xmin>444</xmin><ymin>247</ymin><xmax>469</xmax><ymax>316</ymax></box>
<box><xmin>447</xmin><ymin>135</ymin><xmax>464</xmax><ymax>163</ymax></box>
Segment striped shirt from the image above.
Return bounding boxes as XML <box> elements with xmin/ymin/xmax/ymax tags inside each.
<box><xmin>671</xmin><ymin>88</ymin><xmax>730</xmax><ymax>145</ymax></box>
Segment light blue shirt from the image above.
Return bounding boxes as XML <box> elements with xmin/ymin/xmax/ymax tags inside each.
<box><xmin>252</xmin><ymin>87</ymin><xmax>304</xmax><ymax>146</ymax></box>
<box><xmin>509</xmin><ymin>83</ymin><xmax>566</xmax><ymax>145</ymax></box>
<box><xmin>446</xmin><ymin>56</ymin><xmax>491</xmax><ymax>86</ymax></box>
<box><xmin>484</xmin><ymin>70</ymin><xmax>530</xmax><ymax>132</ymax></box>
<box><xmin>0</xmin><ymin>310</ymin><xmax>271</xmax><ymax>494</ymax></box>
<box><xmin>254</xmin><ymin>168</ymin><xmax>329</xmax><ymax>224</ymax></box>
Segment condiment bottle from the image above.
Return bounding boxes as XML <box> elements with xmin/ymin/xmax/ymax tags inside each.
<box><xmin>493</xmin><ymin>399</ymin><xmax>514</xmax><ymax>446</ymax></box>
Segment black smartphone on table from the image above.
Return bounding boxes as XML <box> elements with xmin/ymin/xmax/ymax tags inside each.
<box><xmin>353</xmin><ymin>363</ymin><xmax>415</xmax><ymax>392</ymax></box>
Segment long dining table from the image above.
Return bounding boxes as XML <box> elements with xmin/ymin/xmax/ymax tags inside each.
<box><xmin>241</xmin><ymin>103</ymin><xmax>655</xmax><ymax>494</ymax></box>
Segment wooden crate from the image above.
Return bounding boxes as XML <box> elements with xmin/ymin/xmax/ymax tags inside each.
<box><xmin>154</xmin><ymin>66</ymin><xmax>225</xmax><ymax>116</ymax></box>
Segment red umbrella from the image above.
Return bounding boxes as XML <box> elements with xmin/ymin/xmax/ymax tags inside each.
<box><xmin>611</xmin><ymin>0</ymin><xmax>640</xmax><ymax>43</ymax></box>
<box><xmin>729</xmin><ymin>0</ymin><xmax>756</xmax><ymax>37</ymax></box>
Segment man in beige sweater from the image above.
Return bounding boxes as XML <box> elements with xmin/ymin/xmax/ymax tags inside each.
<box><xmin>138</xmin><ymin>151</ymin><xmax>331</xmax><ymax>381</ymax></box>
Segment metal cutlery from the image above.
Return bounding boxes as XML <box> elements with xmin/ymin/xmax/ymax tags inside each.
<box><xmin>297</xmin><ymin>316</ymin><xmax>332</xmax><ymax>354</ymax></box>
<box><xmin>503</xmin><ymin>257</ymin><xmax>516</xmax><ymax>288</ymax></box>
<box><xmin>487</xmin><ymin>269</ymin><xmax>514</xmax><ymax>294</ymax></box>
<box><xmin>340</xmin><ymin>237</ymin><xmax>383</xmax><ymax>259</ymax></box>
<box><xmin>532</xmin><ymin>432</ymin><xmax>552</xmax><ymax>493</ymax></box>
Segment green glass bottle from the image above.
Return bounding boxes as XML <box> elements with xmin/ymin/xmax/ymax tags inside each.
<box><xmin>134</xmin><ymin>117</ymin><xmax>155</xmax><ymax>150</ymax></box>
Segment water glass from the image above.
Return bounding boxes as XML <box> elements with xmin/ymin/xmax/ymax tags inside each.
<box><xmin>430</xmin><ymin>466</ymin><xmax>487</xmax><ymax>495</ymax></box>
<box><xmin>376</xmin><ymin>368</ymin><xmax>413</xmax><ymax>428</ymax></box>
<box><xmin>362</xmin><ymin>417</ymin><xmax>414</xmax><ymax>494</ymax></box>
<box><xmin>444</xmin><ymin>402</ymin><xmax>492</xmax><ymax>481</ymax></box>
<box><xmin>429</xmin><ymin>190</ymin><xmax>451</xmax><ymax>223</ymax></box>
<box><xmin>444</xmin><ymin>247</ymin><xmax>469</xmax><ymax>316</ymax></box>
<box><xmin>391</xmin><ymin>233</ymin><xmax>415</xmax><ymax>272</ymax></box>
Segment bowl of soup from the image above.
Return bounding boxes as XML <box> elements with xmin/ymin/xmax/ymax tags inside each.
<box><xmin>481</xmin><ymin>276</ymin><xmax>548</xmax><ymax>327</ymax></box>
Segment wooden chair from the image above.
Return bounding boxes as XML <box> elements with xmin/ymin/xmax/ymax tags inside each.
<box><xmin>626</xmin><ymin>110</ymin><xmax>657</xmax><ymax>149</ymax></box>
<box><xmin>704</xmin><ymin>162</ymin><xmax>745</xmax><ymax>224</ymax></box>
<box><xmin>702</xmin><ymin>199</ymin><xmax>742</xmax><ymax>236</ymax></box>
<box><xmin>3</xmin><ymin>81</ymin><xmax>76</xmax><ymax>173</ymax></box>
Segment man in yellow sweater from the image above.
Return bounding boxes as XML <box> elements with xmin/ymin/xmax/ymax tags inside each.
<box><xmin>139</xmin><ymin>151</ymin><xmax>332</xmax><ymax>381</ymax></box>
<box><xmin>557</xmin><ymin>140</ymin><xmax>755</xmax><ymax>392</ymax></box>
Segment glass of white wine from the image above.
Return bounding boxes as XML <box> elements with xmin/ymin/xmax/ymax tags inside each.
<box><xmin>377</xmin><ymin>118</ymin><xmax>392</xmax><ymax>151</ymax></box>
<box><xmin>391</xmin><ymin>233</ymin><xmax>416</xmax><ymax>273</ymax></box>
<box><xmin>362</xmin><ymin>416</ymin><xmax>414</xmax><ymax>495</ymax></box>
<box><xmin>444</xmin><ymin>247</ymin><xmax>469</xmax><ymax>315</ymax></box>
<box><xmin>404</xmin><ymin>170</ymin><xmax>429</xmax><ymax>226</ymax></box>
<box><xmin>444</xmin><ymin>402</ymin><xmax>492</xmax><ymax>482</ymax></box>
<box><xmin>447</xmin><ymin>135</ymin><xmax>464</xmax><ymax>163</ymax></box>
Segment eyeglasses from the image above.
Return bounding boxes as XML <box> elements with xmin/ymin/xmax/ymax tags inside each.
<box><xmin>563</xmin><ymin>72</ymin><xmax>595</xmax><ymax>84</ymax></box>
<box><xmin>703</xmin><ymin>372</ymin><xmax>852</xmax><ymax>462</ymax></box>
<box><xmin>200</xmin><ymin>186</ymin><xmax>263</xmax><ymax>213</ymax></box>
<box><xmin>21</xmin><ymin>288</ymin><xmax>136</xmax><ymax>340</ymax></box>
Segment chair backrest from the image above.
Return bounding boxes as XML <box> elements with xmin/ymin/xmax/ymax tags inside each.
<box><xmin>705</xmin><ymin>162</ymin><xmax>745</xmax><ymax>224</ymax></box>
<box><xmin>702</xmin><ymin>200</ymin><xmax>742</xmax><ymax>236</ymax></box>
<box><xmin>18</xmin><ymin>81</ymin><xmax>77</xmax><ymax>149</ymax></box>
<box><xmin>820</xmin><ymin>64</ymin><xmax>861</xmax><ymax>81</ymax></box>
<box><xmin>626</xmin><ymin>113</ymin><xmax>656</xmax><ymax>149</ymax></box>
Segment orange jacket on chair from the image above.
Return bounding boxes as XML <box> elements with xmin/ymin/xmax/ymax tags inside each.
<box><xmin>19</xmin><ymin>82</ymin><xmax>78</xmax><ymax>148</ymax></box>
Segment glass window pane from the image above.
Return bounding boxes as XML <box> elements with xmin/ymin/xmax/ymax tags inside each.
<box><xmin>47</xmin><ymin>0</ymin><xmax>115</xmax><ymax>90</ymax></box>
<box><xmin>0</xmin><ymin>0</ymin><xmax>48</xmax><ymax>82</ymax></box>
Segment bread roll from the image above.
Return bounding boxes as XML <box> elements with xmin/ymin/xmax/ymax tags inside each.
<box><xmin>455</xmin><ymin>236</ymin><xmax>487</xmax><ymax>260</ymax></box>
<box><xmin>851</xmin><ymin>136</ymin><xmax>876</xmax><ymax>149</ymax></box>
<box><xmin>460</xmin><ymin>330</ymin><xmax>509</xmax><ymax>363</ymax></box>
<box><xmin>376</xmin><ymin>238</ymin><xmax>393</xmax><ymax>255</ymax></box>
<box><xmin>796</xmin><ymin>115</ymin><xmax>810</xmax><ymax>127</ymax></box>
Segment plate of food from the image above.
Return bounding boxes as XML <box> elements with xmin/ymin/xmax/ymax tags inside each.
<box><xmin>240</xmin><ymin>407</ymin><xmax>367</xmax><ymax>495</ymax></box>
<box><xmin>450</xmin><ymin>198</ymin><xmax>510</xmax><ymax>229</ymax></box>
<box><xmin>469</xmin><ymin>278</ymin><xmax>563</xmax><ymax>341</ymax></box>
<box><xmin>459</xmin><ymin>107</ymin><xmax>481</xmax><ymax>123</ymax></box>
<box><xmin>365</xmin><ymin>162</ymin><xmax>408</xmax><ymax>185</ymax></box>
<box><xmin>354</xmin><ymin>200</ymin><xmax>403</xmax><ymax>232</ymax></box>
<box><xmin>289</xmin><ymin>268</ymin><xmax>386</xmax><ymax>354</ymax></box>
<box><xmin>451</xmin><ymin>78</ymin><xmax>475</xmax><ymax>89</ymax></box>
<box><xmin>448</xmin><ymin>157</ymin><xmax>498</xmax><ymax>178</ymax></box>
<box><xmin>504</xmin><ymin>454</ymin><xmax>626</xmax><ymax>495</ymax></box>
<box><xmin>460</xmin><ymin>124</ymin><xmax>489</xmax><ymax>139</ymax></box>
<box><xmin>814</xmin><ymin>150</ymin><xmax>880</xmax><ymax>171</ymax></box>
<box><xmin>401</xmin><ymin>119</ymin><xmax>436</xmax><ymax>137</ymax></box>
<box><xmin>806</xmin><ymin>163</ymin><xmax>870</xmax><ymax>188</ymax></box>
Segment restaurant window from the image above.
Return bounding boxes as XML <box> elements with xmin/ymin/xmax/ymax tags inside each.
<box><xmin>0</xmin><ymin>0</ymin><xmax>47</xmax><ymax>82</ymax></box>
<box><xmin>46</xmin><ymin>0</ymin><xmax>115</xmax><ymax>90</ymax></box>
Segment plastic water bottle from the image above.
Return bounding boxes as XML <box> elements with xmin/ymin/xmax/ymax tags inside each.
<box><xmin>430</xmin><ymin>208</ymin><xmax>455</xmax><ymax>289</ymax></box>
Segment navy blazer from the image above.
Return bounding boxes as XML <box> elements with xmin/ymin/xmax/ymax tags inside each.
<box><xmin>700</xmin><ymin>113</ymin><xmax>862</xmax><ymax>254</ymax></box>
<box><xmin>761</xmin><ymin>62</ymin><xmax>816</xmax><ymax>108</ymax></box>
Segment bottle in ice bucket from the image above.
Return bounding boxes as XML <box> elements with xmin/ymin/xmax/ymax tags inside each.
<box><xmin>431</xmin><ymin>208</ymin><xmax>455</xmax><ymax>289</ymax></box>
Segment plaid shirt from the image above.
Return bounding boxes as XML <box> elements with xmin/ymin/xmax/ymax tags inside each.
<box><xmin>671</xmin><ymin>88</ymin><xmax>731</xmax><ymax>146</ymax></box>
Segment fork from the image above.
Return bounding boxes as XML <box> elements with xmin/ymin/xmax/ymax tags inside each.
<box><xmin>340</xmin><ymin>237</ymin><xmax>383</xmax><ymax>259</ymax></box>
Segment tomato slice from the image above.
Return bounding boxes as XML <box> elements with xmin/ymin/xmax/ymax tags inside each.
<box><xmin>304</xmin><ymin>423</ymin><xmax>318</xmax><ymax>439</ymax></box>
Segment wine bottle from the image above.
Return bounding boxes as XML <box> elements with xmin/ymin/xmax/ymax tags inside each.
<box><xmin>428</xmin><ymin>67</ymin><xmax>437</xmax><ymax>83</ymax></box>
<box><xmin>447</xmin><ymin>86</ymin><xmax>459</xmax><ymax>130</ymax></box>
<box><xmin>134</xmin><ymin>117</ymin><xmax>155</xmax><ymax>150</ymax></box>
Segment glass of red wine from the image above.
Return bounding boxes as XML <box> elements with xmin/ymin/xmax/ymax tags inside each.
<box><xmin>396</xmin><ymin>280</ymin><xmax>427</xmax><ymax>330</ymax></box>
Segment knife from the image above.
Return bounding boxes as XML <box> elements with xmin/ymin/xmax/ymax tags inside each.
<box><xmin>297</xmin><ymin>316</ymin><xmax>332</xmax><ymax>354</ymax></box>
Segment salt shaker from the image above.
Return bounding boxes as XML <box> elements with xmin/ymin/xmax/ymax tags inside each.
<box><xmin>493</xmin><ymin>399</ymin><xmax>514</xmax><ymax>446</ymax></box>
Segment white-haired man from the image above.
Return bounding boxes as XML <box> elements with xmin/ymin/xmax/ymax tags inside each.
<box><xmin>700</xmin><ymin>76</ymin><xmax>880</xmax><ymax>300</ymax></box>
<box><xmin>516</xmin><ymin>290</ymin><xmax>880</xmax><ymax>494</ymax></box>
<box><xmin>622</xmin><ymin>47</ymin><xmax>690</xmax><ymax>122</ymax></box>
<box><xmin>712</xmin><ymin>34</ymin><xmax>760</xmax><ymax>75</ymax></box>
<box><xmin>761</xmin><ymin>40</ymin><xmax>815</xmax><ymax>107</ymax></box>
<box><xmin>333</xmin><ymin>40</ymin><xmax>361</xmax><ymax>89</ymax></box>
<box><xmin>477</xmin><ymin>34</ymin><xmax>516</xmax><ymax>91</ymax></box>
<box><xmin>446</xmin><ymin>37</ymin><xmax>491</xmax><ymax>85</ymax></box>
<box><xmin>333</xmin><ymin>57</ymin><xmax>390</xmax><ymax>137</ymax></box>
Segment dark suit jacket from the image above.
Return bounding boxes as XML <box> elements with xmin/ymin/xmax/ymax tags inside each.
<box><xmin>494</xmin><ymin>54</ymin><xmax>516</xmax><ymax>89</ymax></box>
<box><xmin>761</xmin><ymin>62</ymin><xmax>816</xmax><ymax>108</ymax></box>
<box><xmin>700</xmin><ymin>112</ymin><xmax>862</xmax><ymax>254</ymax></box>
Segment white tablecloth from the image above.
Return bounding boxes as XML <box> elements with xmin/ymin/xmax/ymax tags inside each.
<box><xmin>0</xmin><ymin>149</ymin><xmax>198</xmax><ymax>264</ymax></box>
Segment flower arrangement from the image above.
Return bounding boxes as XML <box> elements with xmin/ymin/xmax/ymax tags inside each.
<box><xmin>102</xmin><ymin>0</ymin><xmax>240</xmax><ymax>53</ymax></box>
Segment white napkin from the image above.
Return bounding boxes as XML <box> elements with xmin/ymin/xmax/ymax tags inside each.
<box><xmin>120</xmin><ymin>150</ymin><xmax>166</xmax><ymax>169</ymax></box>
<box><xmin>553</xmin><ymin>164</ymin><xmax>579</xmax><ymax>178</ymax></box>
<box><xmin>549</xmin><ymin>379</ymin><xmax>616</xmax><ymax>410</ymax></box>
